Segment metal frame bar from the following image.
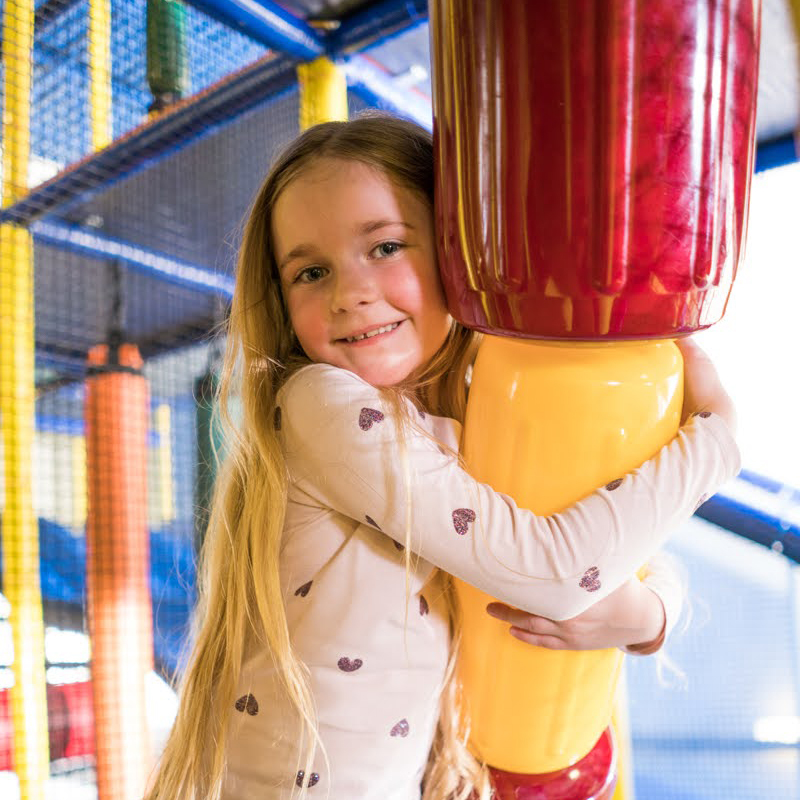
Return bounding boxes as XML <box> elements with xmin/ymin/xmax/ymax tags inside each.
<box><xmin>33</xmin><ymin>219</ymin><xmax>234</xmax><ymax>297</ymax></box>
<box><xmin>185</xmin><ymin>0</ymin><xmax>323</xmax><ymax>59</ymax></box>
<box><xmin>755</xmin><ymin>132</ymin><xmax>799</xmax><ymax>172</ymax></box>
<box><xmin>698</xmin><ymin>491</ymin><xmax>800</xmax><ymax>563</ymax></box>
<box><xmin>326</xmin><ymin>0</ymin><xmax>428</xmax><ymax>54</ymax></box>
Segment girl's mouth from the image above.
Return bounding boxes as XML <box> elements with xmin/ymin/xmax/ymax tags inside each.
<box><xmin>341</xmin><ymin>320</ymin><xmax>403</xmax><ymax>344</ymax></box>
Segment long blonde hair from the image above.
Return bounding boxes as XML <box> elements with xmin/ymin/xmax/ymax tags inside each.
<box><xmin>144</xmin><ymin>113</ymin><xmax>489</xmax><ymax>800</ymax></box>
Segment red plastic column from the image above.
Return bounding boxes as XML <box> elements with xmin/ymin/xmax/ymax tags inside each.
<box><xmin>85</xmin><ymin>343</ymin><xmax>153</xmax><ymax>800</ymax></box>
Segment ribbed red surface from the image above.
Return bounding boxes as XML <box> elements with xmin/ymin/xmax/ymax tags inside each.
<box><xmin>432</xmin><ymin>0</ymin><xmax>761</xmax><ymax>339</ymax></box>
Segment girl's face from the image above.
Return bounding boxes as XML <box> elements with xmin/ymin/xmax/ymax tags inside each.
<box><xmin>273</xmin><ymin>158</ymin><xmax>451</xmax><ymax>387</ymax></box>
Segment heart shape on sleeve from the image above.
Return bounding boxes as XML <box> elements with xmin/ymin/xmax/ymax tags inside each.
<box><xmin>359</xmin><ymin>407</ymin><xmax>385</xmax><ymax>431</ymax></box>
<box><xmin>579</xmin><ymin>566</ymin><xmax>601</xmax><ymax>592</ymax></box>
<box><xmin>234</xmin><ymin>693</ymin><xmax>259</xmax><ymax>716</ymax></box>
<box><xmin>337</xmin><ymin>656</ymin><xmax>363</xmax><ymax>672</ymax></box>
<box><xmin>390</xmin><ymin>718</ymin><xmax>410</xmax><ymax>737</ymax></box>
<box><xmin>452</xmin><ymin>508</ymin><xmax>476</xmax><ymax>536</ymax></box>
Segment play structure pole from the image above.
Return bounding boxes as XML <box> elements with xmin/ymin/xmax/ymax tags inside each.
<box><xmin>430</xmin><ymin>2</ymin><xmax>760</xmax><ymax>797</ymax></box>
<box><xmin>0</xmin><ymin>0</ymin><xmax>50</xmax><ymax>796</ymax></box>
<box><xmin>297</xmin><ymin>56</ymin><xmax>348</xmax><ymax>130</ymax></box>
<box><xmin>88</xmin><ymin>0</ymin><xmax>112</xmax><ymax>150</ymax></box>
<box><xmin>193</xmin><ymin>371</ymin><xmax>222</xmax><ymax>553</ymax></box>
<box><xmin>154</xmin><ymin>403</ymin><xmax>175</xmax><ymax>527</ymax></box>
<box><xmin>147</xmin><ymin>0</ymin><xmax>188</xmax><ymax>113</ymax></box>
<box><xmin>85</xmin><ymin>342</ymin><xmax>154</xmax><ymax>800</ymax></box>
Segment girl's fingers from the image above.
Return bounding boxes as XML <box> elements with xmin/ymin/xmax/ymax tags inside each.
<box><xmin>509</xmin><ymin>628</ymin><xmax>568</xmax><ymax>649</ymax></box>
<box><xmin>486</xmin><ymin>603</ymin><xmax>560</xmax><ymax>635</ymax></box>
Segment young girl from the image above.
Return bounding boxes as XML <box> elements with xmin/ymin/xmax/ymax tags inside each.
<box><xmin>145</xmin><ymin>114</ymin><xmax>740</xmax><ymax>800</ymax></box>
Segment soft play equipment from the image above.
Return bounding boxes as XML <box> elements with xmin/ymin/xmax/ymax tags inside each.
<box><xmin>85</xmin><ymin>341</ymin><xmax>154</xmax><ymax>800</ymax></box>
<box><xmin>430</xmin><ymin>0</ymin><xmax>761</xmax><ymax>797</ymax></box>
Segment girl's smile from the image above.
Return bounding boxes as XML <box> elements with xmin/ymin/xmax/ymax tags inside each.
<box><xmin>273</xmin><ymin>158</ymin><xmax>451</xmax><ymax>387</ymax></box>
<box><xmin>339</xmin><ymin>319</ymin><xmax>404</xmax><ymax>344</ymax></box>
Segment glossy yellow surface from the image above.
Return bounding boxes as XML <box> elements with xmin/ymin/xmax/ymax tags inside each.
<box><xmin>297</xmin><ymin>57</ymin><xmax>348</xmax><ymax>131</ymax></box>
<box><xmin>89</xmin><ymin>0</ymin><xmax>111</xmax><ymax>150</ymax></box>
<box><xmin>1</xmin><ymin>2</ymin><xmax>51</xmax><ymax>795</ymax></box>
<box><xmin>456</xmin><ymin>334</ymin><xmax>682</xmax><ymax>774</ymax></box>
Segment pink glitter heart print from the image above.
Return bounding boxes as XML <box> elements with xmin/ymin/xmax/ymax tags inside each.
<box><xmin>579</xmin><ymin>567</ymin><xmax>601</xmax><ymax>592</ymax></box>
<box><xmin>359</xmin><ymin>407</ymin><xmax>384</xmax><ymax>430</ymax></box>
<box><xmin>337</xmin><ymin>656</ymin><xmax>363</xmax><ymax>672</ymax></box>
<box><xmin>419</xmin><ymin>595</ymin><xmax>429</xmax><ymax>616</ymax></box>
<box><xmin>452</xmin><ymin>508</ymin><xmax>476</xmax><ymax>535</ymax></box>
<box><xmin>296</xmin><ymin>771</ymin><xmax>319</xmax><ymax>788</ymax></box>
<box><xmin>234</xmin><ymin>693</ymin><xmax>259</xmax><ymax>716</ymax></box>
<box><xmin>390</xmin><ymin>718</ymin><xmax>410</xmax><ymax>737</ymax></box>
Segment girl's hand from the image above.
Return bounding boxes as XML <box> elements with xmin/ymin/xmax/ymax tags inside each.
<box><xmin>676</xmin><ymin>337</ymin><xmax>737</xmax><ymax>436</ymax></box>
<box><xmin>485</xmin><ymin>578</ymin><xmax>665</xmax><ymax>651</ymax></box>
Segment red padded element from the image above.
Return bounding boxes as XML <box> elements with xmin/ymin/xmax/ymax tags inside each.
<box><xmin>432</xmin><ymin>0</ymin><xmax>761</xmax><ymax>340</ymax></box>
<box><xmin>488</xmin><ymin>727</ymin><xmax>616</xmax><ymax>800</ymax></box>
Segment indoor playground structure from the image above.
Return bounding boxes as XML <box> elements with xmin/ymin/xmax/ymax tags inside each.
<box><xmin>0</xmin><ymin>1</ymin><xmax>798</xmax><ymax>800</ymax></box>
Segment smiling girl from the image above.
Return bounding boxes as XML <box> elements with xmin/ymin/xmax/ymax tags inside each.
<box><xmin>144</xmin><ymin>114</ymin><xmax>739</xmax><ymax>800</ymax></box>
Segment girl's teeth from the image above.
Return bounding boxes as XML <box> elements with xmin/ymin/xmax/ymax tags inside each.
<box><xmin>347</xmin><ymin>322</ymin><xmax>400</xmax><ymax>343</ymax></box>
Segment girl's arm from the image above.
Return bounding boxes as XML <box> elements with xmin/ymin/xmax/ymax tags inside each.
<box><xmin>484</xmin><ymin>550</ymin><xmax>683</xmax><ymax>653</ymax></box>
<box><xmin>279</xmin><ymin>361</ymin><xmax>739</xmax><ymax>621</ymax></box>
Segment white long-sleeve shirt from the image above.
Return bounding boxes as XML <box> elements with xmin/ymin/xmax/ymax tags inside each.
<box><xmin>222</xmin><ymin>363</ymin><xmax>740</xmax><ymax>799</ymax></box>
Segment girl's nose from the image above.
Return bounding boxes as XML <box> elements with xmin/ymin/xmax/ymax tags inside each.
<box><xmin>330</xmin><ymin>265</ymin><xmax>379</xmax><ymax>313</ymax></box>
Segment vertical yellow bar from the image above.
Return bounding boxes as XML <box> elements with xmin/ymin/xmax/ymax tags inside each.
<box><xmin>2</xmin><ymin>0</ymin><xmax>33</xmax><ymax>206</ymax></box>
<box><xmin>0</xmin><ymin>226</ymin><xmax>49</xmax><ymax>799</ymax></box>
<box><xmin>790</xmin><ymin>1</ymin><xmax>800</xmax><ymax>158</ymax></box>
<box><xmin>72</xmin><ymin>435</ymin><xmax>88</xmax><ymax>529</ymax></box>
<box><xmin>155</xmin><ymin>403</ymin><xmax>174</xmax><ymax>525</ymax></box>
<box><xmin>88</xmin><ymin>0</ymin><xmax>113</xmax><ymax>150</ymax></box>
<box><xmin>0</xmin><ymin>0</ymin><xmax>50</xmax><ymax>800</ymax></box>
<box><xmin>297</xmin><ymin>56</ymin><xmax>348</xmax><ymax>131</ymax></box>
<box><xmin>1</xmin><ymin>0</ymin><xmax>50</xmax><ymax>797</ymax></box>
<box><xmin>611</xmin><ymin>670</ymin><xmax>635</xmax><ymax>800</ymax></box>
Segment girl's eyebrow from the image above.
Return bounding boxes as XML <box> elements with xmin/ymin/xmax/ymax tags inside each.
<box><xmin>360</xmin><ymin>219</ymin><xmax>415</xmax><ymax>235</ymax></box>
<box><xmin>278</xmin><ymin>244</ymin><xmax>315</xmax><ymax>273</ymax></box>
<box><xmin>278</xmin><ymin>220</ymin><xmax>415</xmax><ymax>272</ymax></box>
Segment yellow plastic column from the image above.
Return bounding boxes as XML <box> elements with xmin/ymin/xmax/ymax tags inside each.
<box><xmin>790</xmin><ymin>0</ymin><xmax>800</xmax><ymax>157</ymax></box>
<box><xmin>88</xmin><ymin>0</ymin><xmax>112</xmax><ymax>150</ymax></box>
<box><xmin>152</xmin><ymin>403</ymin><xmax>174</xmax><ymax>526</ymax></box>
<box><xmin>611</xmin><ymin>672</ymin><xmax>634</xmax><ymax>800</ymax></box>
<box><xmin>457</xmin><ymin>335</ymin><xmax>682</xmax><ymax>774</ymax></box>
<box><xmin>0</xmin><ymin>1</ymin><xmax>50</xmax><ymax>797</ymax></box>
<box><xmin>297</xmin><ymin>57</ymin><xmax>348</xmax><ymax>130</ymax></box>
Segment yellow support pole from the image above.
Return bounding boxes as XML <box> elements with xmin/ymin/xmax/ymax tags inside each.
<box><xmin>1</xmin><ymin>3</ymin><xmax>49</xmax><ymax>797</ymax></box>
<box><xmin>154</xmin><ymin>403</ymin><xmax>174</xmax><ymax>525</ymax></box>
<box><xmin>72</xmin><ymin>434</ymin><xmax>88</xmax><ymax>529</ymax></box>
<box><xmin>790</xmin><ymin>0</ymin><xmax>800</xmax><ymax>156</ymax></box>
<box><xmin>297</xmin><ymin>56</ymin><xmax>348</xmax><ymax>130</ymax></box>
<box><xmin>88</xmin><ymin>0</ymin><xmax>113</xmax><ymax>150</ymax></box>
<box><xmin>611</xmin><ymin>670</ymin><xmax>635</xmax><ymax>800</ymax></box>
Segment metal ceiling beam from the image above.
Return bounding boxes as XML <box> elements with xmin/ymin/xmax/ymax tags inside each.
<box><xmin>32</xmin><ymin>219</ymin><xmax>234</xmax><ymax>297</ymax></box>
<box><xmin>185</xmin><ymin>0</ymin><xmax>323</xmax><ymax>59</ymax></box>
<box><xmin>328</xmin><ymin>0</ymin><xmax>428</xmax><ymax>54</ymax></box>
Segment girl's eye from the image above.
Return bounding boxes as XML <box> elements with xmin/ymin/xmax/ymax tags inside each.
<box><xmin>295</xmin><ymin>266</ymin><xmax>327</xmax><ymax>284</ymax></box>
<box><xmin>372</xmin><ymin>241</ymin><xmax>403</xmax><ymax>258</ymax></box>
